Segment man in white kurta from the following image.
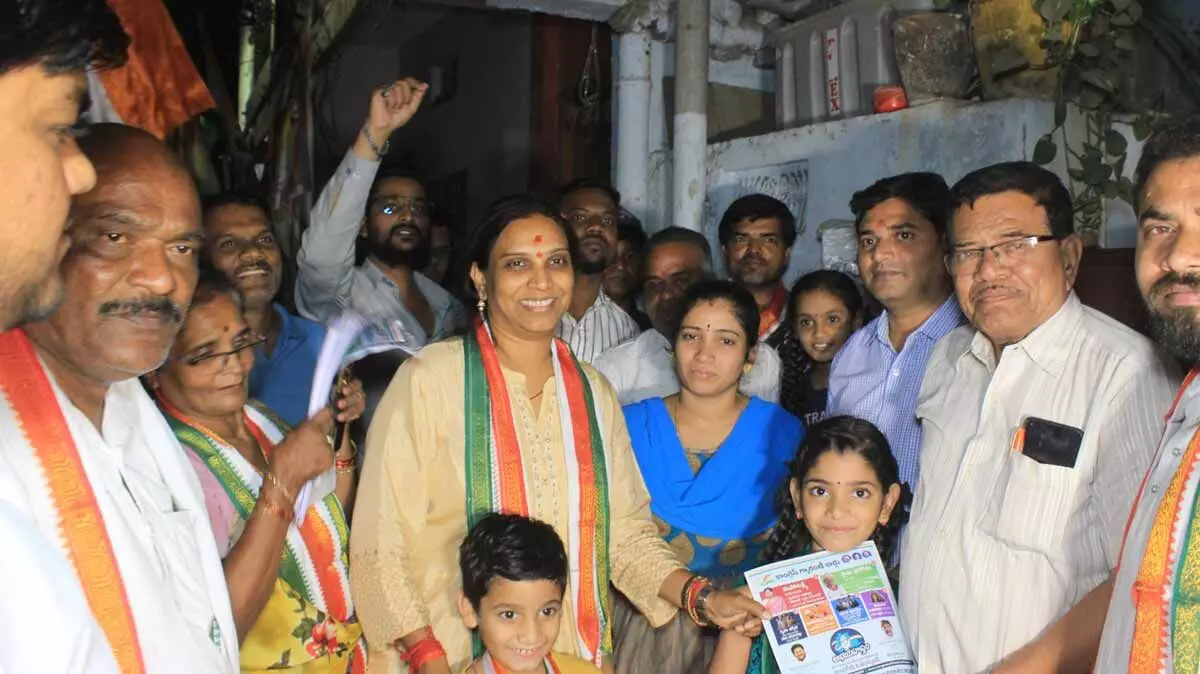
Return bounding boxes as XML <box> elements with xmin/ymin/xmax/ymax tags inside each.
<box><xmin>0</xmin><ymin>124</ymin><xmax>237</xmax><ymax>673</ymax></box>
<box><xmin>0</xmin><ymin>2</ymin><xmax>135</xmax><ymax>671</ymax></box>
<box><xmin>0</xmin><ymin>377</ymin><xmax>238</xmax><ymax>672</ymax></box>
<box><xmin>1095</xmin><ymin>116</ymin><xmax>1200</xmax><ymax>673</ymax></box>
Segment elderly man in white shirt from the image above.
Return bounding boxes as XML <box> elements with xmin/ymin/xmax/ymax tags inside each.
<box><xmin>595</xmin><ymin>227</ymin><xmax>780</xmax><ymax>404</ymax></box>
<box><xmin>0</xmin><ymin>124</ymin><xmax>267</xmax><ymax>674</ymax></box>
<box><xmin>295</xmin><ymin>80</ymin><xmax>463</xmax><ymax>342</ymax></box>
<box><xmin>899</xmin><ymin>161</ymin><xmax>1177</xmax><ymax>674</ymax></box>
<box><xmin>1094</xmin><ymin>117</ymin><xmax>1200</xmax><ymax>674</ymax></box>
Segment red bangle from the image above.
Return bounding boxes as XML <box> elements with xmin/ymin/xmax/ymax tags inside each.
<box><xmin>335</xmin><ymin>457</ymin><xmax>356</xmax><ymax>470</ymax></box>
<box><xmin>685</xmin><ymin>577</ymin><xmax>713</xmax><ymax>627</ymax></box>
<box><xmin>397</xmin><ymin>627</ymin><xmax>446</xmax><ymax>670</ymax></box>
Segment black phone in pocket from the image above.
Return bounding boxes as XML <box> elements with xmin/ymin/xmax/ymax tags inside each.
<box><xmin>1020</xmin><ymin>416</ymin><xmax>1084</xmax><ymax>469</ymax></box>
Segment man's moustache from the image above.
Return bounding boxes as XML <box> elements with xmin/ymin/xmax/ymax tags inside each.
<box><xmin>1151</xmin><ymin>272</ymin><xmax>1200</xmax><ymax>301</ymax></box>
<box><xmin>234</xmin><ymin>261</ymin><xmax>272</xmax><ymax>276</ymax></box>
<box><xmin>98</xmin><ymin>298</ymin><xmax>183</xmax><ymax>323</ymax></box>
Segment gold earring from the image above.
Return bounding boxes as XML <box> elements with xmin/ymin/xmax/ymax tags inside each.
<box><xmin>477</xmin><ymin>296</ymin><xmax>486</xmax><ymax>314</ymax></box>
<box><xmin>743</xmin><ymin>363</ymin><xmax>753</xmax><ymax>374</ymax></box>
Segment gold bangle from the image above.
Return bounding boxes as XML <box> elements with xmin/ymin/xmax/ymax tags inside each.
<box><xmin>336</xmin><ymin>465</ymin><xmax>355</xmax><ymax>476</ymax></box>
<box><xmin>263</xmin><ymin>471</ymin><xmax>295</xmax><ymax>507</ymax></box>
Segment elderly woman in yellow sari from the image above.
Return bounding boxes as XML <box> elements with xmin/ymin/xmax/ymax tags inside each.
<box><xmin>148</xmin><ymin>268</ymin><xmax>368</xmax><ymax>673</ymax></box>
<box><xmin>350</xmin><ymin>195</ymin><xmax>768</xmax><ymax>674</ymax></box>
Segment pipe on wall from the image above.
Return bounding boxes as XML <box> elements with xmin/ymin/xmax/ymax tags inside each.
<box><xmin>672</xmin><ymin>0</ymin><xmax>709</xmax><ymax>232</ymax></box>
<box><xmin>615</xmin><ymin>30</ymin><xmax>652</xmax><ymax>224</ymax></box>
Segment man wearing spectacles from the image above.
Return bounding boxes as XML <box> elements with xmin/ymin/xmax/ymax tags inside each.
<box><xmin>899</xmin><ymin>161</ymin><xmax>1177</xmax><ymax>674</ymax></box>
<box><xmin>295</xmin><ymin>81</ymin><xmax>463</xmax><ymax>346</ymax></box>
<box><xmin>555</xmin><ymin>178</ymin><xmax>640</xmax><ymax>363</ymax></box>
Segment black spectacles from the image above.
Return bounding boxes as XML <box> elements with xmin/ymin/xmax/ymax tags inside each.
<box><xmin>176</xmin><ymin>333</ymin><xmax>267</xmax><ymax>370</ymax></box>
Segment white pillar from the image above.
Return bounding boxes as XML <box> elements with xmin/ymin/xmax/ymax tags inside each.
<box><xmin>615</xmin><ymin>31</ymin><xmax>652</xmax><ymax>223</ymax></box>
<box><xmin>672</xmin><ymin>0</ymin><xmax>709</xmax><ymax>232</ymax></box>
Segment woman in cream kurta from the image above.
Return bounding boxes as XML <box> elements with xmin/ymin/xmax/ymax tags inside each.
<box><xmin>352</xmin><ymin>338</ymin><xmax>681</xmax><ymax>671</ymax></box>
<box><xmin>349</xmin><ymin>195</ymin><xmax>766</xmax><ymax>674</ymax></box>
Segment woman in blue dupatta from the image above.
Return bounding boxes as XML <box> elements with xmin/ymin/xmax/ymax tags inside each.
<box><xmin>611</xmin><ymin>280</ymin><xmax>805</xmax><ymax>674</ymax></box>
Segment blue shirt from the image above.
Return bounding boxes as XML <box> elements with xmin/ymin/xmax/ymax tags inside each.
<box><xmin>249</xmin><ymin>304</ymin><xmax>326</xmax><ymax>426</ymax></box>
<box><xmin>827</xmin><ymin>296</ymin><xmax>964</xmax><ymax>489</ymax></box>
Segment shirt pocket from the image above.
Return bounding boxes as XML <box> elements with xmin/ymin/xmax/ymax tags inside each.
<box><xmin>981</xmin><ymin>451</ymin><xmax>1081</xmax><ymax>554</ymax></box>
<box><xmin>144</xmin><ymin>509</ymin><xmax>226</xmax><ymax>661</ymax></box>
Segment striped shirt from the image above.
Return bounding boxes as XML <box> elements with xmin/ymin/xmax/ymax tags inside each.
<box><xmin>294</xmin><ymin>151</ymin><xmax>464</xmax><ymax>343</ymax></box>
<box><xmin>1096</xmin><ymin>374</ymin><xmax>1200</xmax><ymax>673</ymax></box>
<box><xmin>827</xmin><ymin>296</ymin><xmax>964</xmax><ymax>489</ymax></box>
<box><xmin>899</xmin><ymin>294</ymin><xmax>1178</xmax><ymax>674</ymax></box>
<box><xmin>557</xmin><ymin>290</ymin><xmax>640</xmax><ymax>364</ymax></box>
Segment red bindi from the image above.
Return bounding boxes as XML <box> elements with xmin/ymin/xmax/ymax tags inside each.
<box><xmin>536</xmin><ymin>251</ymin><xmax>544</xmax><ymax>259</ymax></box>
<box><xmin>533</xmin><ymin>235</ymin><xmax>543</xmax><ymax>244</ymax></box>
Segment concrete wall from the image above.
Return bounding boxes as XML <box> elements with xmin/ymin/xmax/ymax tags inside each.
<box><xmin>317</xmin><ymin>4</ymin><xmax>534</xmax><ymax>235</ymax></box>
<box><xmin>704</xmin><ymin>98</ymin><xmax>1056</xmax><ymax>281</ymax></box>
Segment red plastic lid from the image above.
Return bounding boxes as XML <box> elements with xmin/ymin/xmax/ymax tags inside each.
<box><xmin>874</xmin><ymin>85</ymin><xmax>908</xmax><ymax>113</ymax></box>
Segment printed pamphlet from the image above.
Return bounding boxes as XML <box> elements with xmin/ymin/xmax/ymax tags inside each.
<box><xmin>743</xmin><ymin>541</ymin><xmax>914</xmax><ymax>673</ymax></box>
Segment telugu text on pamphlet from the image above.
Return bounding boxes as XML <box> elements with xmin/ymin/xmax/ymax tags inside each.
<box><xmin>743</xmin><ymin>542</ymin><xmax>914</xmax><ymax>674</ymax></box>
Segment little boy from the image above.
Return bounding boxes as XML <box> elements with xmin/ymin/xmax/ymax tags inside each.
<box><xmin>457</xmin><ymin>513</ymin><xmax>601</xmax><ymax>674</ymax></box>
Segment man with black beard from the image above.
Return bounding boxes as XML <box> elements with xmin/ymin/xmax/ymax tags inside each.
<box><xmin>595</xmin><ymin>227</ymin><xmax>781</xmax><ymax>404</ymax></box>
<box><xmin>1092</xmin><ymin>116</ymin><xmax>1200</xmax><ymax>673</ymax></box>
<box><xmin>556</xmin><ymin>179</ymin><xmax>640</xmax><ymax>362</ymax></box>
<box><xmin>296</xmin><ymin>80</ymin><xmax>462</xmax><ymax>345</ymax></box>
<box><xmin>719</xmin><ymin>194</ymin><xmax>797</xmax><ymax>347</ymax></box>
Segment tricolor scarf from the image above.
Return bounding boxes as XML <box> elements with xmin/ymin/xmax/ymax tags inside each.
<box><xmin>481</xmin><ymin>652</ymin><xmax>563</xmax><ymax>674</ymax></box>
<box><xmin>158</xmin><ymin>397</ymin><xmax>367</xmax><ymax>672</ymax></box>
<box><xmin>758</xmin><ymin>284</ymin><xmax>788</xmax><ymax>340</ymax></box>
<box><xmin>0</xmin><ymin>329</ymin><xmax>146</xmax><ymax>673</ymax></box>
<box><xmin>463</xmin><ymin>320</ymin><xmax>611</xmax><ymax>665</ymax></box>
<box><xmin>1126</xmin><ymin>367</ymin><xmax>1200</xmax><ymax>673</ymax></box>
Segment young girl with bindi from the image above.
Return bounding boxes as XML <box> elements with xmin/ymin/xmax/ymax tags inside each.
<box><xmin>708</xmin><ymin>416</ymin><xmax>910</xmax><ymax>674</ymax></box>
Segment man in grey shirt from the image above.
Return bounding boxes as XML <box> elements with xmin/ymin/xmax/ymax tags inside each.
<box><xmin>295</xmin><ymin>79</ymin><xmax>463</xmax><ymax>344</ymax></box>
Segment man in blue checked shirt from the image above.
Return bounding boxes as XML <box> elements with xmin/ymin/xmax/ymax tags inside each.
<box><xmin>827</xmin><ymin>172</ymin><xmax>965</xmax><ymax>494</ymax></box>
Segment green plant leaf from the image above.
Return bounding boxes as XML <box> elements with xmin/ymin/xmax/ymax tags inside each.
<box><xmin>1082</xmin><ymin>156</ymin><xmax>1113</xmax><ymax>185</ymax></box>
<box><xmin>1078</xmin><ymin>43</ymin><xmax>1101</xmax><ymax>58</ymax></box>
<box><xmin>1118</xmin><ymin>176</ymin><xmax>1136</xmax><ymax>204</ymax></box>
<box><xmin>1069</xmin><ymin>168</ymin><xmax>1086</xmax><ymax>181</ymax></box>
<box><xmin>1055</xmin><ymin>98</ymin><xmax>1068</xmax><ymax>127</ymax></box>
<box><xmin>1034</xmin><ymin>136</ymin><xmax>1058</xmax><ymax>165</ymax></box>
<box><xmin>1111</xmin><ymin>3</ymin><xmax>1143</xmax><ymax>27</ymax></box>
<box><xmin>1133</xmin><ymin>117</ymin><xmax>1152</xmax><ymax>141</ymax></box>
<box><xmin>1115</xmin><ymin>33</ymin><xmax>1137</xmax><ymax>51</ymax></box>
<box><xmin>1110</xmin><ymin>0</ymin><xmax>1133</xmax><ymax>12</ymax></box>
<box><xmin>1102</xmin><ymin>181</ymin><xmax>1119</xmax><ymax>199</ymax></box>
<box><xmin>1078</xmin><ymin>85</ymin><xmax>1107</xmax><ymax>110</ymax></box>
<box><xmin>1038</xmin><ymin>0</ymin><xmax>1072</xmax><ymax>23</ymax></box>
<box><xmin>1105</xmin><ymin>129</ymin><xmax>1128</xmax><ymax>157</ymax></box>
<box><xmin>1082</xmin><ymin>69</ymin><xmax>1116</xmax><ymax>92</ymax></box>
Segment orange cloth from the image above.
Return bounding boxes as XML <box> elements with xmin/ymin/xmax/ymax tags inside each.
<box><xmin>97</xmin><ymin>0</ymin><xmax>214</xmax><ymax>138</ymax></box>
